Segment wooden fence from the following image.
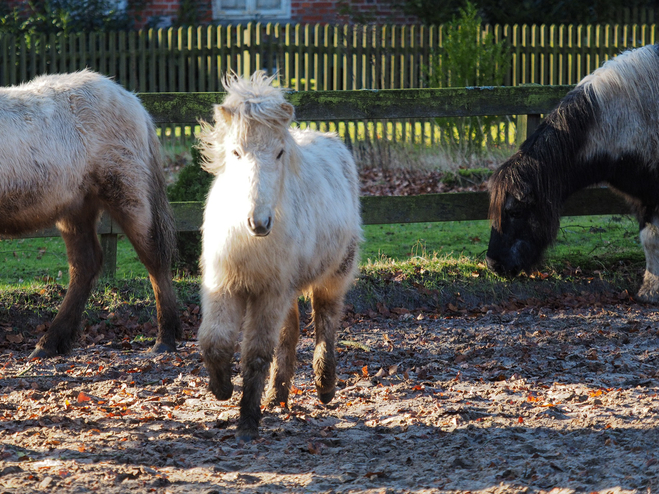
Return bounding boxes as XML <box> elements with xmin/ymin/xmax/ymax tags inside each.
<box><xmin>20</xmin><ymin>84</ymin><xmax>632</xmax><ymax>278</ymax></box>
<box><xmin>0</xmin><ymin>22</ymin><xmax>657</xmax><ymax>93</ymax></box>
<box><xmin>1</xmin><ymin>21</ymin><xmax>656</xmax><ymax>149</ymax></box>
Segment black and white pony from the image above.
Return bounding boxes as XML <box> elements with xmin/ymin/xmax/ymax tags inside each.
<box><xmin>487</xmin><ymin>43</ymin><xmax>659</xmax><ymax>301</ymax></box>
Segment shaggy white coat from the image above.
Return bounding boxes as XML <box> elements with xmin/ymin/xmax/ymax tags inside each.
<box><xmin>197</xmin><ymin>71</ymin><xmax>361</xmax><ymax>440</ymax></box>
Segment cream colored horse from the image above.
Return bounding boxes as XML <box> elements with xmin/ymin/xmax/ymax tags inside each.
<box><xmin>0</xmin><ymin>70</ymin><xmax>180</xmax><ymax>357</ymax></box>
<box><xmin>197</xmin><ymin>72</ymin><xmax>362</xmax><ymax>441</ymax></box>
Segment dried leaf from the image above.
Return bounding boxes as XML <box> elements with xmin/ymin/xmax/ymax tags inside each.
<box><xmin>77</xmin><ymin>392</ymin><xmax>92</xmax><ymax>403</ymax></box>
<box><xmin>6</xmin><ymin>333</ymin><xmax>23</xmax><ymax>344</ymax></box>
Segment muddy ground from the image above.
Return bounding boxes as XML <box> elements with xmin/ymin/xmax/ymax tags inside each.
<box><xmin>1</xmin><ymin>297</ymin><xmax>659</xmax><ymax>493</ymax></box>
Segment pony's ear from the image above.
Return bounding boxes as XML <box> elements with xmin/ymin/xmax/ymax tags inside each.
<box><xmin>214</xmin><ymin>104</ymin><xmax>234</xmax><ymax>124</ymax></box>
<box><xmin>280</xmin><ymin>102</ymin><xmax>295</xmax><ymax>124</ymax></box>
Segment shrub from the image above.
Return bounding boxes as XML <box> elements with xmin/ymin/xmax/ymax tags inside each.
<box><xmin>0</xmin><ymin>0</ymin><xmax>143</xmax><ymax>35</ymax></box>
<box><xmin>426</xmin><ymin>2</ymin><xmax>510</xmax><ymax>164</ymax></box>
<box><xmin>167</xmin><ymin>146</ymin><xmax>213</xmax><ymax>275</ymax></box>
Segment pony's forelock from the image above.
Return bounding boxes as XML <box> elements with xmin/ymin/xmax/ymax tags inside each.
<box><xmin>222</xmin><ymin>71</ymin><xmax>294</xmax><ymax>128</ymax></box>
<box><xmin>488</xmin><ymin>157</ymin><xmax>528</xmax><ymax>231</ymax></box>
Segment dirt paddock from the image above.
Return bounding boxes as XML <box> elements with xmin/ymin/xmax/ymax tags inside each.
<box><xmin>0</xmin><ymin>299</ymin><xmax>658</xmax><ymax>493</ymax></box>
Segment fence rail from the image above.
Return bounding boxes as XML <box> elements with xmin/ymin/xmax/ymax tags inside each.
<box><xmin>9</xmin><ymin>84</ymin><xmax>635</xmax><ymax>278</ymax></box>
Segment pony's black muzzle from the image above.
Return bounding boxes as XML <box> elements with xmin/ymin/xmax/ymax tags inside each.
<box><xmin>485</xmin><ymin>255</ymin><xmax>522</xmax><ymax>278</ymax></box>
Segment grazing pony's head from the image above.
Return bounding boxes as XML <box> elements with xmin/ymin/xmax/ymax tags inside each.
<box><xmin>486</xmin><ymin>85</ymin><xmax>598</xmax><ymax>276</ymax></box>
<box><xmin>198</xmin><ymin>71</ymin><xmax>297</xmax><ymax>237</ymax></box>
<box><xmin>486</xmin><ymin>154</ymin><xmax>559</xmax><ymax>276</ymax></box>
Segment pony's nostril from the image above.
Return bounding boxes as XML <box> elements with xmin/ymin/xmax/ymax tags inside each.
<box><xmin>265</xmin><ymin>216</ymin><xmax>272</xmax><ymax>230</ymax></box>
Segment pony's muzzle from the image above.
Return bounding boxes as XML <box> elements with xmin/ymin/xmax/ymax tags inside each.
<box><xmin>247</xmin><ymin>215</ymin><xmax>272</xmax><ymax>237</ymax></box>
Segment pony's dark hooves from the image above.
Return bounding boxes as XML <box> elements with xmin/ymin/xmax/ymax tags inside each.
<box><xmin>263</xmin><ymin>396</ymin><xmax>288</xmax><ymax>410</ymax></box>
<box><xmin>318</xmin><ymin>389</ymin><xmax>335</xmax><ymax>404</ymax></box>
<box><xmin>209</xmin><ymin>381</ymin><xmax>233</xmax><ymax>401</ymax></box>
<box><xmin>235</xmin><ymin>429</ymin><xmax>259</xmax><ymax>443</ymax></box>
<box><xmin>149</xmin><ymin>341</ymin><xmax>177</xmax><ymax>354</ymax></box>
<box><xmin>29</xmin><ymin>347</ymin><xmax>53</xmax><ymax>359</ymax></box>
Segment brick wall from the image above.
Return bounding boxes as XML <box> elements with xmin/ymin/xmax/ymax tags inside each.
<box><xmin>132</xmin><ymin>0</ymin><xmax>213</xmax><ymax>28</ymax></box>
<box><xmin>5</xmin><ymin>0</ymin><xmax>417</xmax><ymax>27</ymax></box>
<box><xmin>136</xmin><ymin>0</ymin><xmax>417</xmax><ymax>26</ymax></box>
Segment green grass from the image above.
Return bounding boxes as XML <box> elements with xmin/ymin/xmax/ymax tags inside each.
<box><xmin>0</xmin><ymin>235</ymin><xmax>148</xmax><ymax>287</ymax></box>
<box><xmin>362</xmin><ymin>214</ymin><xmax>642</xmax><ymax>270</ymax></box>
<box><xmin>0</xmin><ymin>214</ymin><xmax>642</xmax><ymax>287</ymax></box>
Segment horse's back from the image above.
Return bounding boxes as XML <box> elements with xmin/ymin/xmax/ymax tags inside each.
<box><xmin>291</xmin><ymin>128</ymin><xmax>360</xmax><ymax>228</ymax></box>
<box><xmin>0</xmin><ymin>71</ymin><xmax>159</xmax><ymax>234</ymax></box>
<box><xmin>286</xmin><ymin>128</ymin><xmax>361</xmax><ymax>286</ymax></box>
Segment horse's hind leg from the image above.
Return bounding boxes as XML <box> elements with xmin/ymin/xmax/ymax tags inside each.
<box><xmin>31</xmin><ymin>204</ymin><xmax>103</xmax><ymax>357</ymax></box>
<box><xmin>110</xmin><ymin>200</ymin><xmax>180</xmax><ymax>353</ymax></box>
<box><xmin>637</xmin><ymin>218</ymin><xmax>659</xmax><ymax>302</ymax></box>
<box><xmin>264</xmin><ymin>302</ymin><xmax>300</xmax><ymax>409</ymax></box>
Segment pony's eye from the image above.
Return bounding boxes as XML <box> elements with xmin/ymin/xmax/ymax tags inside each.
<box><xmin>507</xmin><ymin>208</ymin><xmax>524</xmax><ymax>219</ymax></box>
<box><xmin>232</xmin><ymin>150</ymin><xmax>241</xmax><ymax>159</ymax></box>
<box><xmin>276</xmin><ymin>150</ymin><xmax>284</xmax><ymax>160</ymax></box>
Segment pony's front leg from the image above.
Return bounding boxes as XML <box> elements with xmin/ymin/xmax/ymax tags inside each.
<box><xmin>264</xmin><ymin>302</ymin><xmax>300</xmax><ymax>409</ymax></box>
<box><xmin>637</xmin><ymin>221</ymin><xmax>659</xmax><ymax>302</ymax></box>
<box><xmin>198</xmin><ymin>290</ymin><xmax>246</xmax><ymax>400</ymax></box>
<box><xmin>236</xmin><ymin>293</ymin><xmax>290</xmax><ymax>442</ymax></box>
<box><xmin>32</xmin><ymin>207</ymin><xmax>103</xmax><ymax>357</ymax></box>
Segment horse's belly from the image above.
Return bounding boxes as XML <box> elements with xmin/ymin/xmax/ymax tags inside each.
<box><xmin>0</xmin><ymin>188</ymin><xmax>77</xmax><ymax>235</ymax></box>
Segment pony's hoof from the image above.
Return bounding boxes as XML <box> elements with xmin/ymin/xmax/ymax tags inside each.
<box><xmin>635</xmin><ymin>287</ymin><xmax>659</xmax><ymax>303</ymax></box>
<box><xmin>149</xmin><ymin>341</ymin><xmax>177</xmax><ymax>354</ymax></box>
<box><xmin>29</xmin><ymin>347</ymin><xmax>52</xmax><ymax>359</ymax></box>
<box><xmin>235</xmin><ymin>428</ymin><xmax>258</xmax><ymax>443</ymax></box>
<box><xmin>264</xmin><ymin>389</ymin><xmax>289</xmax><ymax>409</ymax></box>
<box><xmin>209</xmin><ymin>380</ymin><xmax>233</xmax><ymax>401</ymax></box>
<box><xmin>318</xmin><ymin>388</ymin><xmax>335</xmax><ymax>404</ymax></box>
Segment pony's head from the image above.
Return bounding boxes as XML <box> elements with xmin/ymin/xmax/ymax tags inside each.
<box><xmin>486</xmin><ymin>153</ymin><xmax>560</xmax><ymax>277</ymax></box>
<box><xmin>198</xmin><ymin>71</ymin><xmax>297</xmax><ymax>237</ymax></box>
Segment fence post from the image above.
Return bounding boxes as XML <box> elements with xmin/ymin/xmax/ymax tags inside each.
<box><xmin>100</xmin><ymin>212</ymin><xmax>118</xmax><ymax>279</ymax></box>
<box><xmin>100</xmin><ymin>233</ymin><xmax>118</xmax><ymax>280</ymax></box>
<box><xmin>526</xmin><ymin>114</ymin><xmax>542</xmax><ymax>139</ymax></box>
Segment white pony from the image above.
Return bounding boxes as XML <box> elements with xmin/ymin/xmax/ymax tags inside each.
<box><xmin>197</xmin><ymin>72</ymin><xmax>362</xmax><ymax>441</ymax></box>
<box><xmin>0</xmin><ymin>70</ymin><xmax>180</xmax><ymax>357</ymax></box>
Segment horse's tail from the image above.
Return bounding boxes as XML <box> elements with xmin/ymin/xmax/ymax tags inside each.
<box><xmin>146</xmin><ymin>124</ymin><xmax>177</xmax><ymax>269</ymax></box>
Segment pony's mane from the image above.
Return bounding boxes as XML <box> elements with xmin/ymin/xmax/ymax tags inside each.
<box><xmin>488</xmin><ymin>84</ymin><xmax>598</xmax><ymax>234</ymax></box>
<box><xmin>197</xmin><ymin>71</ymin><xmax>300</xmax><ymax>175</ymax></box>
<box><xmin>580</xmin><ymin>44</ymin><xmax>659</xmax><ymax>114</ymax></box>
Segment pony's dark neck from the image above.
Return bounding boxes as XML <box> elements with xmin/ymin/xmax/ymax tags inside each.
<box><xmin>518</xmin><ymin>84</ymin><xmax>604</xmax><ymax>204</ymax></box>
